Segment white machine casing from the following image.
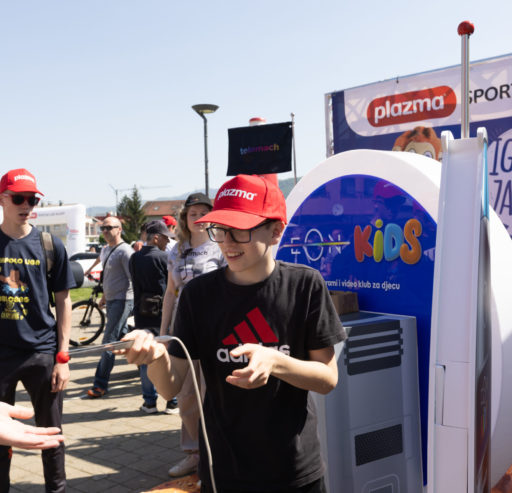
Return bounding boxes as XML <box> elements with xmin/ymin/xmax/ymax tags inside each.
<box><xmin>428</xmin><ymin>128</ymin><xmax>491</xmax><ymax>493</ymax></box>
<box><xmin>315</xmin><ymin>311</ymin><xmax>422</xmax><ymax>493</ymax></box>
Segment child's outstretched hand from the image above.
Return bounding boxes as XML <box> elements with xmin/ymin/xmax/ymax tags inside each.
<box><xmin>226</xmin><ymin>344</ymin><xmax>277</xmax><ymax>389</ymax></box>
<box><xmin>0</xmin><ymin>402</ymin><xmax>64</xmax><ymax>450</ymax></box>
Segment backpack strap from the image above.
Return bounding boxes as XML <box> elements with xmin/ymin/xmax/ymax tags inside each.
<box><xmin>40</xmin><ymin>231</ymin><xmax>56</xmax><ymax>307</ymax></box>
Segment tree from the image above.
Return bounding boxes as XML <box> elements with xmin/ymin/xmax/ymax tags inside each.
<box><xmin>117</xmin><ymin>187</ymin><xmax>146</xmax><ymax>244</ymax></box>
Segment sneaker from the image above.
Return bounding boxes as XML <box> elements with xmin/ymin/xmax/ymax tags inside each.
<box><xmin>87</xmin><ymin>387</ymin><xmax>106</xmax><ymax>398</ymax></box>
<box><xmin>168</xmin><ymin>454</ymin><xmax>199</xmax><ymax>477</ymax></box>
<box><xmin>164</xmin><ymin>399</ymin><xmax>179</xmax><ymax>415</ymax></box>
<box><xmin>140</xmin><ymin>403</ymin><xmax>158</xmax><ymax>414</ymax></box>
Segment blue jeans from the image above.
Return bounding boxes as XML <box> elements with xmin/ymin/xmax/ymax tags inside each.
<box><xmin>93</xmin><ymin>299</ymin><xmax>133</xmax><ymax>391</ymax></box>
<box><xmin>139</xmin><ymin>364</ymin><xmax>158</xmax><ymax>405</ymax></box>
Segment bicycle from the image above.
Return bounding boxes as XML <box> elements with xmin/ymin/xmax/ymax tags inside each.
<box><xmin>70</xmin><ymin>276</ymin><xmax>106</xmax><ymax>346</ymax></box>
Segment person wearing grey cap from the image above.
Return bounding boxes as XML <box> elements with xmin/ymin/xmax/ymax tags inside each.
<box><xmin>129</xmin><ymin>220</ymin><xmax>171</xmax><ymax>413</ymax></box>
<box><xmin>160</xmin><ymin>192</ymin><xmax>225</xmax><ymax>477</ymax></box>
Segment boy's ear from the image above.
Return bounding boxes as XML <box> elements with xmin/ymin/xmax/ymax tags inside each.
<box><xmin>271</xmin><ymin>221</ymin><xmax>285</xmax><ymax>241</ymax></box>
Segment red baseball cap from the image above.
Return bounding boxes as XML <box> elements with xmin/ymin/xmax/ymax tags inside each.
<box><xmin>162</xmin><ymin>215</ymin><xmax>177</xmax><ymax>226</ymax></box>
<box><xmin>195</xmin><ymin>175</ymin><xmax>287</xmax><ymax>229</ymax></box>
<box><xmin>0</xmin><ymin>168</ymin><xmax>44</xmax><ymax>195</ymax></box>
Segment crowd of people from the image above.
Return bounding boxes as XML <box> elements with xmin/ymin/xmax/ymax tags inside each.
<box><xmin>0</xmin><ymin>167</ymin><xmax>345</xmax><ymax>493</ymax></box>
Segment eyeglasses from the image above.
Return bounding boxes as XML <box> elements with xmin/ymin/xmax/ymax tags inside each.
<box><xmin>4</xmin><ymin>194</ymin><xmax>40</xmax><ymax>206</ymax></box>
<box><xmin>206</xmin><ymin>220</ymin><xmax>272</xmax><ymax>244</ymax></box>
<box><xmin>100</xmin><ymin>225</ymin><xmax>120</xmax><ymax>232</ymax></box>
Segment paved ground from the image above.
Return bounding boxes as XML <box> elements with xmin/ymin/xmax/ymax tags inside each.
<box><xmin>9</xmin><ymin>350</ymin><xmax>187</xmax><ymax>492</ymax></box>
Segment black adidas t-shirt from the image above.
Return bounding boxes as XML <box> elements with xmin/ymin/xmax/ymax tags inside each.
<box><xmin>0</xmin><ymin>226</ymin><xmax>76</xmax><ymax>354</ymax></box>
<box><xmin>170</xmin><ymin>261</ymin><xmax>346</xmax><ymax>492</ymax></box>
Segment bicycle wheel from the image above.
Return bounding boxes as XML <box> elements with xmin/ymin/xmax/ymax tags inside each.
<box><xmin>70</xmin><ymin>300</ymin><xmax>105</xmax><ymax>346</ymax></box>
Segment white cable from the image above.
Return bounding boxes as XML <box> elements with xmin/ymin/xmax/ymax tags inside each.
<box><xmin>169</xmin><ymin>336</ymin><xmax>217</xmax><ymax>493</ymax></box>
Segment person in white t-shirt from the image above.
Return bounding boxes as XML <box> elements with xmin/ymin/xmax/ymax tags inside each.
<box><xmin>159</xmin><ymin>193</ymin><xmax>225</xmax><ymax>477</ymax></box>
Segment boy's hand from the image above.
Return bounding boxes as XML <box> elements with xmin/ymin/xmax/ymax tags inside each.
<box><xmin>120</xmin><ymin>330</ymin><xmax>167</xmax><ymax>366</ymax></box>
<box><xmin>51</xmin><ymin>362</ymin><xmax>70</xmax><ymax>392</ymax></box>
<box><xmin>226</xmin><ymin>344</ymin><xmax>277</xmax><ymax>389</ymax></box>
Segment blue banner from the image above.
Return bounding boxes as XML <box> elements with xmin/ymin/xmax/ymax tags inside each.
<box><xmin>276</xmin><ymin>174</ymin><xmax>437</xmax><ymax>477</ymax></box>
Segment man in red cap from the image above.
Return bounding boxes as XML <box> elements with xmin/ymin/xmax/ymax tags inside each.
<box><xmin>162</xmin><ymin>215</ymin><xmax>176</xmax><ymax>229</ymax></box>
<box><xmin>122</xmin><ymin>175</ymin><xmax>346</xmax><ymax>492</ymax></box>
<box><xmin>162</xmin><ymin>216</ymin><xmax>178</xmax><ymax>233</ymax></box>
<box><xmin>0</xmin><ymin>169</ymin><xmax>76</xmax><ymax>492</ymax></box>
<box><xmin>161</xmin><ymin>215</ymin><xmax>177</xmax><ymax>249</ymax></box>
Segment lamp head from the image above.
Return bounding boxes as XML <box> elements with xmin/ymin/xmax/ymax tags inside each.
<box><xmin>192</xmin><ymin>104</ymin><xmax>219</xmax><ymax>116</ymax></box>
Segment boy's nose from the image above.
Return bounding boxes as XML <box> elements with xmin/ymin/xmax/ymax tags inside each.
<box><xmin>224</xmin><ymin>231</ymin><xmax>238</xmax><ymax>244</ymax></box>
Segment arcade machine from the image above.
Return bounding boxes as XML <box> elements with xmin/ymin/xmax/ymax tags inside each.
<box><xmin>276</xmin><ymin>147</ymin><xmax>435</xmax><ymax>493</ymax></box>
<box><xmin>276</xmin><ymin>22</ymin><xmax>512</xmax><ymax>492</ymax></box>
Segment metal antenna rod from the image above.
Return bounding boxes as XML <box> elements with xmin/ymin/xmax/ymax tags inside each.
<box><xmin>458</xmin><ymin>21</ymin><xmax>475</xmax><ymax>139</ymax></box>
<box><xmin>291</xmin><ymin>113</ymin><xmax>297</xmax><ymax>185</ymax></box>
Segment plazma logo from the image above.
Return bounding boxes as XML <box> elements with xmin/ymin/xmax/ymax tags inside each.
<box><xmin>217</xmin><ymin>307</ymin><xmax>290</xmax><ymax>362</ymax></box>
<box><xmin>217</xmin><ymin>188</ymin><xmax>257</xmax><ymax>201</ymax></box>
<box><xmin>367</xmin><ymin>86</ymin><xmax>457</xmax><ymax>127</ymax></box>
<box><xmin>14</xmin><ymin>174</ymin><xmax>35</xmax><ymax>183</ymax></box>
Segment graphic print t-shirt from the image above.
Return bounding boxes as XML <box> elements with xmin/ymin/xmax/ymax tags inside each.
<box><xmin>170</xmin><ymin>261</ymin><xmax>346</xmax><ymax>491</ymax></box>
<box><xmin>167</xmin><ymin>240</ymin><xmax>224</xmax><ymax>293</ymax></box>
<box><xmin>0</xmin><ymin>227</ymin><xmax>76</xmax><ymax>353</ymax></box>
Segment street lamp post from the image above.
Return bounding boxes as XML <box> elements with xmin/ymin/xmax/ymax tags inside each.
<box><xmin>192</xmin><ymin>104</ymin><xmax>219</xmax><ymax>198</ymax></box>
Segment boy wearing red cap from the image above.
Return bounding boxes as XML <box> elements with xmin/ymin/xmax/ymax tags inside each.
<box><xmin>0</xmin><ymin>169</ymin><xmax>75</xmax><ymax>492</ymax></box>
<box><xmin>124</xmin><ymin>175</ymin><xmax>345</xmax><ymax>492</ymax></box>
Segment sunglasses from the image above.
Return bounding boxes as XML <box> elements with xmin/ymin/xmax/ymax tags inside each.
<box><xmin>100</xmin><ymin>225</ymin><xmax>120</xmax><ymax>232</ymax></box>
<box><xmin>4</xmin><ymin>194</ymin><xmax>40</xmax><ymax>206</ymax></box>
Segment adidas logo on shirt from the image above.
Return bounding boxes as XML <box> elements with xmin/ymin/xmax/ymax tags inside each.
<box><xmin>217</xmin><ymin>307</ymin><xmax>290</xmax><ymax>363</ymax></box>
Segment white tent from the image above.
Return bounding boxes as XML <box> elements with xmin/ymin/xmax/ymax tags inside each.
<box><xmin>0</xmin><ymin>203</ymin><xmax>86</xmax><ymax>255</ymax></box>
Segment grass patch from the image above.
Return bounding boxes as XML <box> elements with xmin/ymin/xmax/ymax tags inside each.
<box><xmin>70</xmin><ymin>287</ymin><xmax>93</xmax><ymax>303</ymax></box>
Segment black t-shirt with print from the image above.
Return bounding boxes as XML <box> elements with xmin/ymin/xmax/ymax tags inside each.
<box><xmin>0</xmin><ymin>226</ymin><xmax>76</xmax><ymax>354</ymax></box>
<box><xmin>170</xmin><ymin>261</ymin><xmax>346</xmax><ymax>492</ymax></box>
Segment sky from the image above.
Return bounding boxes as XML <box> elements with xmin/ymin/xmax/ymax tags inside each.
<box><xmin>1</xmin><ymin>0</ymin><xmax>510</xmax><ymax>209</ymax></box>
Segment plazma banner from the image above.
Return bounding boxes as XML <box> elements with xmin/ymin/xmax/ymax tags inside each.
<box><xmin>326</xmin><ymin>53</ymin><xmax>512</xmax><ymax>235</ymax></box>
<box><xmin>227</xmin><ymin>122</ymin><xmax>292</xmax><ymax>175</ymax></box>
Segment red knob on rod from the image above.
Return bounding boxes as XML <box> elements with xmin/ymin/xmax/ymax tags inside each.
<box><xmin>458</xmin><ymin>21</ymin><xmax>475</xmax><ymax>36</ymax></box>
